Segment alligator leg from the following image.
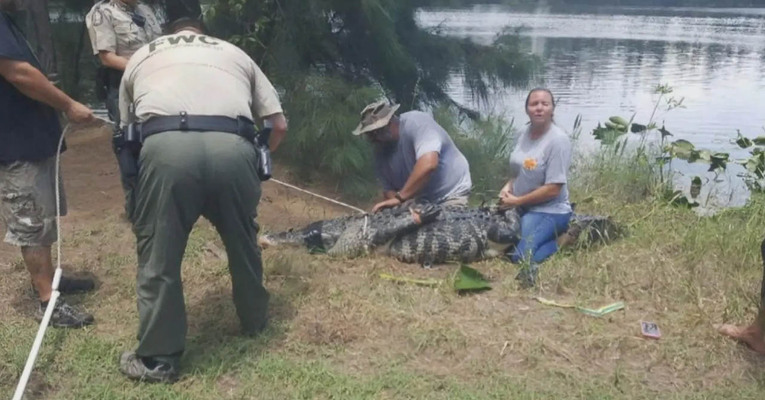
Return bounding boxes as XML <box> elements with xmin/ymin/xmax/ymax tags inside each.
<box><xmin>557</xmin><ymin>215</ymin><xmax>622</xmax><ymax>249</ymax></box>
<box><xmin>328</xmin><ymin>205</ymin><xmax>442</xmax><ymax>258</ymax></box>
<box><xmin>367</xmin><ymin>204</ymin><xmax>441</xmax><ymax>246</ymax></box>
<box><xmin>327</xmin><ymin>218</ymin><xmax>367</xmax><ymax>258</ymax></box>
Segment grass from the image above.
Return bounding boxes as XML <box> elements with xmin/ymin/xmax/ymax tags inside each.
<box><xmin>2</xmin><ymin>131</ymin><xmax>765</xmax><ymax>399</ymax></box>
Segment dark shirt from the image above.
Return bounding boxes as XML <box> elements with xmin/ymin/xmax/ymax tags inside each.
<box><xmin>0</xmin><ymin>12</ymin><xmax>63</xmax><ymax>163</ymax></box>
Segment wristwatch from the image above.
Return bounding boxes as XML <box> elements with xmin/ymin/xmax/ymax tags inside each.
<box><xmin>394</xmin><ymin>192</ymin><xmax>405</xmax><ymax>202</ymax></box>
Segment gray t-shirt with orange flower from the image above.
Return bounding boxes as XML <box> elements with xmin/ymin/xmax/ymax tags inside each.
<box><xmin>508</xmin><ymin>124</ymin><xmax>572</xmax><ymax>214</ymax></box>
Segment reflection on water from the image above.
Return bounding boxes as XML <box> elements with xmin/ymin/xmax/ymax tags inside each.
<box><xmin>419</xmin><ymin>5</ymin><xmax>765</xmax><ymax>209</ymax></box>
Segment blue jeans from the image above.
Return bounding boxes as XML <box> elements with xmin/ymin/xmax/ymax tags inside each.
<box><xmin>510</xmin><ymin>211</ymin><xmax>572</xmax><ymax>265</ymax></box>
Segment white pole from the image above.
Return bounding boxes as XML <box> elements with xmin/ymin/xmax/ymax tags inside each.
<box><xmin>12</xmin><ymin>121</ymin><xmax>70</xmax><ymax>400</ymax></box>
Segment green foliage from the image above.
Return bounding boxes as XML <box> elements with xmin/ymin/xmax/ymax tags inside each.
<box><xmin>206</xmin><ymin>0</ymin><xmax>538</xmax><ymax>114</ymax></box>
<box><xmin>732</xmin><ymin>130</ymin><xmax>765</xmax><ymax>192</ymax></box>
<box><xmin>433</xmin><ymin>106</ymin><xmax>516</xmax><ymax>202</ymax></box>
<box><xmin>586</xmin><ymin>83</ymin><xmax>740</xmax><ymax>208</ymax></box>
<box><xmin>588</xmin><ymin>80</ymin><xmax>765</xmax><ymax>209</ymax></box>
<box><xmin>202</xmin><ymin>0</ymin><xmax>536</xmax><ymax>200</ymax></box>
<box><xmin>273</xmin><ymin>75</ymin><xmax>381</xmax><ymax>200</ymax></box>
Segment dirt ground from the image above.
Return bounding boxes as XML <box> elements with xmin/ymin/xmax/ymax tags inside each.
<box><xmin>2</xmin><ymin>125</ymin><xmax>765</xmax><ymax>399</ymax></box>
<box><xmin>0</xmin><ymin>124</ymin><xmax>357</xmax><ymax>260</ymax></box>
<box><xmin>0</xmin><ymin>124</ymin><xmax>362</xmax><ymax>348</ymax></box>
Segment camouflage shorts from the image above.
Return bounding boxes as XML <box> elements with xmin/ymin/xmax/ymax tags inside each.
<box><xmin>0</xmin><ymin>157</ymin><xmax>67</xmax><ymax>247</ymax></box>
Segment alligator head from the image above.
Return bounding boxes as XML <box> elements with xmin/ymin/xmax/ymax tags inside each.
<box><xmin>257</xmin><ymin>203</ymin><xmax>442</xmax><ymax>255</ymax></box>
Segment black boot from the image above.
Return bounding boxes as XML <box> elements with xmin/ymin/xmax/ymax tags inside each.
<box><xmin>57</xmin><ymin>276</ymin><xmax>96</xmax><ymax>294</ymax></box>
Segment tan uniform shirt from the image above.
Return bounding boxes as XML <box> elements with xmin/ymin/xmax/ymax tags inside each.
<box><xmin>119</xmin><ymin>30</ymin><xmax>283</xmax><ymax>128</ymax></box>
<box><xmin>86</xmin><ymin>0</ymin><xmax>163</xmax><ymax>59</ymax></box>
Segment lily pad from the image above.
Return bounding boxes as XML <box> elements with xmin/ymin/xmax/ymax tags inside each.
<box><xmin>667</xmin><ymin>139</ymin><xmax>694</xmax><ymax>159</ymax></box>
<box><xmin>630</xmin><ymin>123</ymin><xmax>647</xmax><ymax>133</ymax></box>
<box><xmin>736</xmin><ymin>131</ymin><xmax>754</xmax><ymax>148</ymax></box>
<box><xmin>592</xmin><ymin>124</ymin><xmax>625</xmax><ymax>146</ymax></box>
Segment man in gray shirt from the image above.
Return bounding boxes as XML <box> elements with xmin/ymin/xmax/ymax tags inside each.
<box><xmin>352</xmin><ymin>101</ymin><xmax>472</xmax><ymax>212</ymax></box>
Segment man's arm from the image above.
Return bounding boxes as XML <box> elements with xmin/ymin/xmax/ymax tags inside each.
<box><xmin>371</xmin><ymin>152</ymin><xmax>438</xmax><ymax>213</ymax></box>
<box><xmin>0</xmin><ymin>58</ymin><xmax>93</xmax><ymax>122</ymax></box>
<box><xmin>118</xmin><ymin>70</ymin><xmax>131</xmax><ymax>128</ymax></box>
<box><xmin>264</xmin><ymin>112</ymin><xmax>288</xmax><ymax>152</ymax></box>
<box><xmin>396</xmin><ymin>151</ymin><xmax>439</xmax><ymax>201</ymax></box>
<box><xmin>250</xmin><ymin>58</ymin><xmax>287</xmax><ymax>151</ymax></box>
<box><xmin>97</xmin><ymin>51</ymin><xmax>129</xmax><ymax>71</ymax></box>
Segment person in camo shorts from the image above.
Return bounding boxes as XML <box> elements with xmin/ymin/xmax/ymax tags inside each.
<box><xmin>0</xmin><ymin>0</ymin><xmax>96</xmax><ymax>328</ymax></box>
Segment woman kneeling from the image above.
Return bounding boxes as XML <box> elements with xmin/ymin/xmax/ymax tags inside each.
<box><xmin>499</xmin><ymin>88</ymin><xmax>572</xmax><ymax>288</ymax></box>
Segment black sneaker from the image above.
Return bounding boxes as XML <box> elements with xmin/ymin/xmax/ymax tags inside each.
<box><xmin>119</xmin><ymin>351</ymin><xmax>179</xmax><ymax>383</ymax></box>
<box><xmin>37</xmin><ymin>299</ymin><xmax>94</xmax><ymax>328</ymax></box>
<box><xmin>30</xmin><ymin>275</ymin><xmax>96</xmax><ymax>296</ymax></box>
<box><xmin>57</xmin><ymin>276</ymin><xmax>96</xmax><ymax>294</ymax></box>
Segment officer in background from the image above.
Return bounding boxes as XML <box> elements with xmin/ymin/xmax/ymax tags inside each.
<box><xmin>116</xmin><ymin>0</ymin><xmax>288</xmax><ymax>383</ymax></box>
<box><xmin>85</xmin><ymin>0</ymin><xmax>162</xmax><ymax>221</ymax></box>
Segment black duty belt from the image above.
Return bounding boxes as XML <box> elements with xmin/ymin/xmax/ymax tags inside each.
<box><xmin>140</xmin><ymin>113</ymin><xmax>256</xmax><ymax>143</ymax></box>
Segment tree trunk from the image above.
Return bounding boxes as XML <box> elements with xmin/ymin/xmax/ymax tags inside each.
<box><xmin>25</xmin><ymin>0</ymin><xmax>57</xmax><ymax>76</ymax></box>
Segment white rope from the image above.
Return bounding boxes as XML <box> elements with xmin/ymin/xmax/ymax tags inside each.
<box><xmin>12</xmin><ymin>121</ymin><xmax>70</xmax><ymax>400</ymax></box>
<box><xmin>269</xmin><ymin>178</ymin><xmax>367</xmax><ymax>215</ymax></box>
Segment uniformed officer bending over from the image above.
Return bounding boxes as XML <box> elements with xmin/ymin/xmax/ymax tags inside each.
<box><xmin>85</xmin><ymin>0</ymin><xmax>162</xmax><ymax>221</ymax></box>
<box><xmin>116</xmin><ymin>1</ymin><xmax>288</xmax><ymax>383</ymax></box>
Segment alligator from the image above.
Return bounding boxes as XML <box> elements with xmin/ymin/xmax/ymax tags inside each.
<box><xmin>258</xmin><ymin>204</ymin><xmax>621</xmax><ymax>265</ymax></box>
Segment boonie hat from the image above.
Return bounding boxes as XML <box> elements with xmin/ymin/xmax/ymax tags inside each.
<box><xmin>352</xmin><ymin>100</ymin><xmax>401</xmax><ymax>136</ymax></box>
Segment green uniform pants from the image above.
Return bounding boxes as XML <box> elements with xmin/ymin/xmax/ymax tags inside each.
<box><xmin>132</xmin><ymin>130</ymin><xmax>268</xmax><ymax>364</ymax></box>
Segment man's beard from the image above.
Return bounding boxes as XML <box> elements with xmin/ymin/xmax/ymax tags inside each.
<box><xmin>0</xmin><ymin>0</ymin><xmax>18</xmax><ymax>12</ymax></box>
<box><xmin>374</xmin><ymin>140</ymin><xmax>398</xmax><ymax>156</ymax></box>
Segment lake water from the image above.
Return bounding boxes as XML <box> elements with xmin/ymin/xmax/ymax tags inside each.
<box><xmin>418</xmin><ymin>4</ymin><xmax>765</xmax><ymax>209</ymax></box>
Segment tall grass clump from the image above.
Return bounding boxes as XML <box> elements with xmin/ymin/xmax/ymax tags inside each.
<box><xmin>570</xmin><ymin>141</ymin><xmax>666</xmax><ymax>205</ymax></box>
<box><xmin>433</xmin><ymin>106</ymin><xmax>517</xmax><ymax>202</ymax></box>
<box><xmin>273</xmin><ymin>75</ymin><xmax>382</xmax><ymax>200</ymax></box>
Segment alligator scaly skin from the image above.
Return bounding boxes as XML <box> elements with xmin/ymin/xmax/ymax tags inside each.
<box><xmin>260</xmin><ymin>204</ymin><xmax>622</xmax><ymax>264</ymax></box>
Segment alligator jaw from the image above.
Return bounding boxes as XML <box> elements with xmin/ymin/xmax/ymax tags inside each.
<box><xmin>258</xmin><ymin>234</ymin><xmax>277</xmax><ymax>249</ymax></box>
